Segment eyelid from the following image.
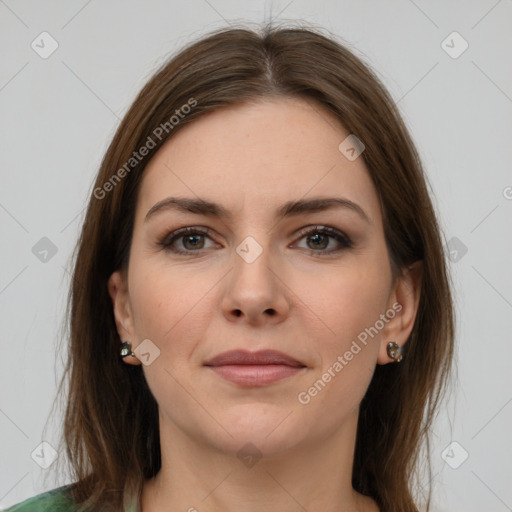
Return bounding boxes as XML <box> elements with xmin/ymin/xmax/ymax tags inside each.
<box><xmin>291</xmin><ymin>225</ymin><xmax>353</xmax><ymax>252</ymax></box>
<box><xmin>158</xmin><ymin>224</ymin><xmax>353</xmax><ymax>255</ymax></box>
<box><xmin>158</xmin><ymin>226</ymin><xmax>218</xmax><ymax>250</ymax></box>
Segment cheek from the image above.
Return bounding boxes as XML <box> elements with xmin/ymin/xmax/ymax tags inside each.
<box><xmin>296</xmin><ymin>257</ymin><xmax>390</xmax><ymax>394</ymax></box>
<box><xmin>295</xmin><ymin>282</ymin><xmax>385</xmax><ymax>418</ymax></box>
<box><xmin>303</xmin><ymin>260</ymin><xmax>390</xmax><ymax>342</ymax></box>
<box><xmin>128</xmin><ymin>259</ymin><xmax>218</xmax><ymax>355</ymax></box>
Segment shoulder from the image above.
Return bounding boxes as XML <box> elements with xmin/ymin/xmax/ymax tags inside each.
<box><xmin>1</xmin><ymin>485</ymin><xmax>77</xmax><ymax>512</ymax></box>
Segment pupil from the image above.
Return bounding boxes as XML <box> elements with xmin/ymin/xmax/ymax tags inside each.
<box><xmin>309</xmin><ymin>233</ymin><xmax>327</xmax><ymax>249</ymax></box>
<box><xmin>184</xmin><ymin>235</ymin><xmax>203</xmax><ymax>249</ymax></box>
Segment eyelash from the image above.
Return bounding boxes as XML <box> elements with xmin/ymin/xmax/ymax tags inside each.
<box><xmin>158</xmin><ymin>225</ymin><xmax>353</xmax><ymax>257</ymax></box>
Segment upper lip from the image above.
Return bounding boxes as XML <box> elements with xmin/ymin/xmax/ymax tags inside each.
<box><xmin>203</xmin><ymin>350</ymin><xmax>305</xmax><ymax>367</ymax></box>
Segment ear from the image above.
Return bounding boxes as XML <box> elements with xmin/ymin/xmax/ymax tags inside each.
<box><xmin>108</xmin><ymin>269</ymin><xmax>141</xmax><ymax>366</ymax></box>
<box><xmin>377</xmin><ymin>261</ymin><xmax>423</xmax><ymax>365</ymax></box>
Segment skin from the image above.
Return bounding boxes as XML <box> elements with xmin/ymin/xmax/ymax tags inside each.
<box><xmin>108</xmin><ymin>97</ymin><xmax>422</xmax><ymax>512</ymax></box>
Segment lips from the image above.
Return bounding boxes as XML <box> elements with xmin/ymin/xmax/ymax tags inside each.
<box><xmin>203</xmin><ymin>350</ymin><xmax>307</xmax><ymax>387</ymax></box>
<box><xmin>203</xmin><ymin>349</ymin><xmax>305</xmax><ymax>368</ymax></box>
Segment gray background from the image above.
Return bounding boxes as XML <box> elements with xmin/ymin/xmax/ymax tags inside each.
<box><xmin>1</xmin><ymin>1</ymin><xmax>511</xmax><ymax>510</ymax></box>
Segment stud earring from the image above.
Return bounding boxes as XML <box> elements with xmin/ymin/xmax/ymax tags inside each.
<box><xmin>120</xmin><ymin>341</ymin><xmax>136</xmax><ymax>359</ymax></box>
<box><xmin>386</xmin><ymin>341</ymin><xmax>403</xmax><ymax>362</ymax></box>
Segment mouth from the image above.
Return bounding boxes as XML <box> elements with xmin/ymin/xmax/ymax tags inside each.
<box><xmin>203</xmin><ymin>349</ymin><xmax>307</xmax><ymax>387</ymax></box>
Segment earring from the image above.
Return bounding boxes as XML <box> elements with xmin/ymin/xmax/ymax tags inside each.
<box><xmin>120</xmin><ymin>341</ymin><xmax>136</xmax><ymax>359</ymax></box>
<box><xmin>386</xmin><ymin>341</ymin><xmax>403</xmax><ymax>362</ymax></box>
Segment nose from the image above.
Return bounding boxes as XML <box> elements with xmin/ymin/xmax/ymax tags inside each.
<box><xmin>221</xmin><ymin>243</ymin><xmax>291</xmax><ymax>326</ymax></box>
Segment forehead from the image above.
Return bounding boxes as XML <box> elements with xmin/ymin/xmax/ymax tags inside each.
<box><xmin>136</xmin><ymin>97</ymin><xmax>381</xmax><ymax>224</ymax></box>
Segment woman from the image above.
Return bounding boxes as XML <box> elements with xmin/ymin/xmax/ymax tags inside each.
<box><xmin>4</xmin><ymin>23</ymin><xmax>454</xmax><ymax>512</ymax></box>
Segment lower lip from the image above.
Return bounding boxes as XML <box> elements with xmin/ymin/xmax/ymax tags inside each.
<box><xmin>206</xmin><ymin>364</ymin><xmax>305</xmax><ymax>386</ymax></box>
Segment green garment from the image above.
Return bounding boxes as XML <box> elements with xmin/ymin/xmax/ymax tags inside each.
<box><xmin>1</xmin><ymin>486</ymin><xmax>77</xmax><ymax>512</ymax></box>
<box><xmin>1</xmin><ymin>485</ymin><xmax>141</xmax><ymax>512</ymax></box>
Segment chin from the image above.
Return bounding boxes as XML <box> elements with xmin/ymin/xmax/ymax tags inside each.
<box><xmin>207</xmin><ymin>408</ymin><xmax>305</xmax><ymax>455</ymax></box>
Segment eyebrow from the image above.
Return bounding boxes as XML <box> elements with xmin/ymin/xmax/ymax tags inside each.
<box><xmin>144</xmin><ymin>196</ymin><xmax>371</xmax><ymax>224</ymax></box>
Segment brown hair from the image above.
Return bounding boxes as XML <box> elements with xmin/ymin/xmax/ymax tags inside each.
<box><xmin>53</xmin><ymin>22</ymin><xmax>454</xmax><ymax>512</ymax></box>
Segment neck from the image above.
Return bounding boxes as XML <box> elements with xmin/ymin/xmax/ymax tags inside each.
<box><xmin>140</xmin><ymin>408</ymin><xmax>379</xmax><ymax>512</ymax></box>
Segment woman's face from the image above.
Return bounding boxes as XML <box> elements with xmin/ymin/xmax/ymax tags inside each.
<box><xmin>109</xmin><ymin>97</ymin><xmax>416</xmax><ymax>458</ymax></box>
